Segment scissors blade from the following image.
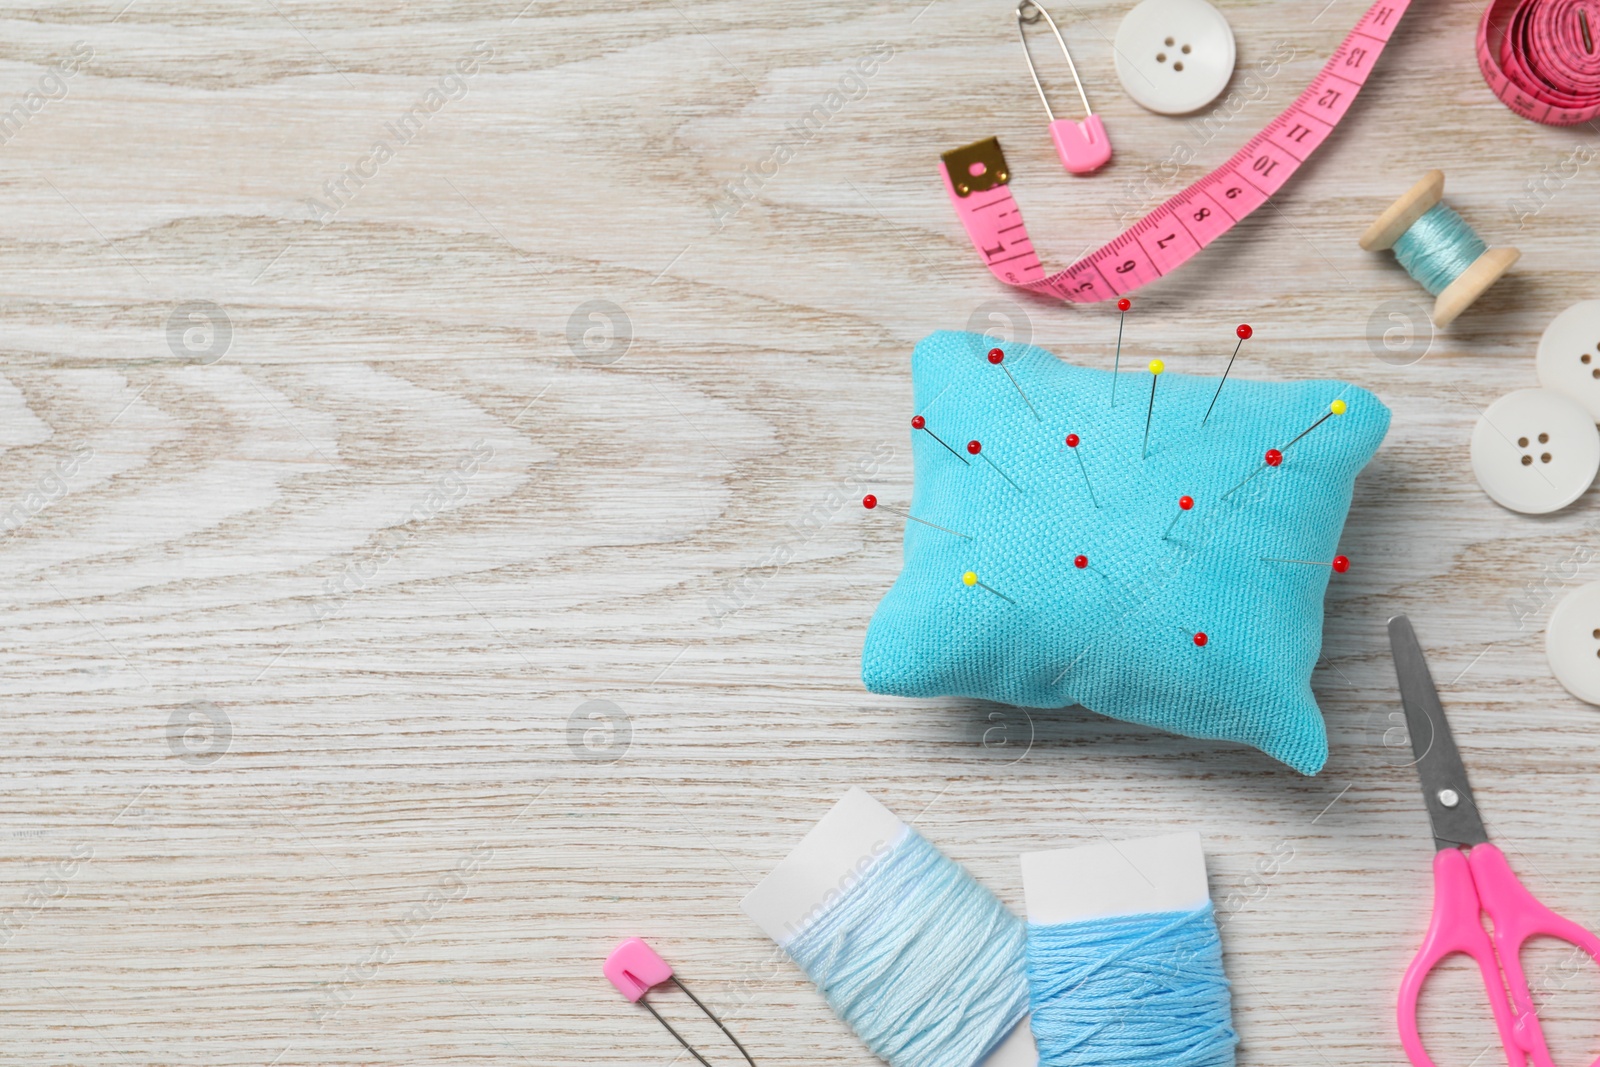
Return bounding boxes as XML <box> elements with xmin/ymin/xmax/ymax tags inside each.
<box><xmin>1387</xmin><ymin>615</ymin><xmax>1490</xmax><ymax>852</ymax></box>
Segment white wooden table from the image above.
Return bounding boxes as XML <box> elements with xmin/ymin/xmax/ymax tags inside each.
<box><xmin>1</xmin><ymin>2</ymin><xmax>1597</xmax><ymax>1064</ymax></box>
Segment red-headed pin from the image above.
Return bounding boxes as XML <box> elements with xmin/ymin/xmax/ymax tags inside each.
<box><xmin>862</xmin><ymin>494</ymin><xmax>972</xmax><ymax>540</ymax></box>
<box><xmin>912</xmin><ymin>414</ymin><xmax>969</xmax><ymax>465</ymax></box>
<box><xmin>1224</xmin><ymin>401</ymin><xmax>1345</xmax><ymax>498</ymax></box>
<box><xmin>1064</xmin><ymin>433</ymin><xmax>1099</xmax><ymax>508</ymax></box>
<box><xmin>1163</xmin><ymin>494</ymin><xmax>1194</xmax><ymax>539</ymax></box>
<box><xmin>968</xmin><ymin>440</ymin><xmax>1024</xmax><ymax>493</ymax></box>
<box><xmin>1202</xmin><ymin>324</ymin><xmax>1251</xmax><ymax>427</ymax></box>
<box><xmin>1141</xmin><ymin>360</ymin><xmax>1164</xmax><ymax>460</ymax></box>
<box><xmin>1224</xmin><ymin>447</ymin><xmax>1281</xmax><ymax>499</ymax></box>
<box><xmin>1112</xmin><ymin>297</ymin><xmax>1131</xmax><ymax>406</ymax></box>
<box><xmin>1193</xmin><ymin>632</ymin><xmax>1208</xmax><ymax>647</ymax></box>
<box><xmin>988</xmin><ymin>347</ymin><xmax>1041</xmax><ymax>422</ymax></box>
<box><xmin>1262</xmin><ymin>553</ymin><xmax>1350</xmax><ymax>573</ymax></box>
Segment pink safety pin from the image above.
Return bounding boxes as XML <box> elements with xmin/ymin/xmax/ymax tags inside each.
<box><xmin>1016</xmin><ymin>1</ymin><xmax>1112</xmax><ymax>175</ymax></box>
<box><xmin>604</xmin><ymin>937</ymin><xmax>756</xmax><ymax>1067</ymax></box>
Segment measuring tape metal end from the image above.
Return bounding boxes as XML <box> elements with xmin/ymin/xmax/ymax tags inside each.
<box><xmin>942</xmin><ymin>138</ymin><xmax>1012</xmax><ymax>198</ymax></box>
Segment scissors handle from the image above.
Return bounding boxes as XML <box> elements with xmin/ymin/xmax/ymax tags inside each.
<box><xmin>1470</xmin><ymin>844</ymin><xmax>1600</xmax><ymax>1067</ymax></box>
<box><xmin>1400</xmin><ymin>846</ymin><xmax>1521</xmax><ymax>1067</ymax></box>
<box><xmin>1399</xmin><ymin>844</ymin><xmax>1600</xmax><ymax>1067</ymax></box>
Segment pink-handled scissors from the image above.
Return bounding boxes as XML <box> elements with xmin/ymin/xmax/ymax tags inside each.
<box><xmin>1389</xmin><ymin>615</ymin><xmax>1600</xmax><ymax>1067</ymax></box>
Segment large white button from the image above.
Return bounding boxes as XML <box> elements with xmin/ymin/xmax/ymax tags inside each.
<box><xmin>1113</xmin><ymin>0</ymin><xmax>1236</xmax><ymax>115</ymax></box>
<box><xmin>1536</xmin><ymin>300</ymin><xmax>1600</xmax><ymax>421</ymax></box>
<box><xmin>1470</xmin><ymin>388</ymin><xmax>1600</xmax><ymax>514</ymax></box>
<box><xmin>1547</xmin><ymin>580</ymin><xmax>1600</xmax><ymax>705</ymax></box>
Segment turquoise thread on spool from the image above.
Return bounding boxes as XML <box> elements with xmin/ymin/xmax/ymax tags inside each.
<box><xmin>1392</xmin><ymin>204</ymin><xmax>1487</xmax><ymax>296</ymax></box>
<box><xmin>1026</xmin><ymin>904</ymin><xmax>1238</xmax><ymax>1067</ymax></box>
<box><xmin>1360</xmin><ymin>170</ymin><xmax>1519</xmax><ymax>328</ymax></box>
<box><xmin>785</xmin><ymin>830</ymin><xmax>1030</xmax><ymax>1067</ymax></box>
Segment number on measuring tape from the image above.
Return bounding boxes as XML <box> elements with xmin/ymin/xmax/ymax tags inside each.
<box><xmin>939</xmin><ymin>0</ymin><xmax>1416</xmax><ymax>302</ymax></box>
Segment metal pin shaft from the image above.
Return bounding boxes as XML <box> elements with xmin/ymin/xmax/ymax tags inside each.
<box><xmin>1202</xmin><ymin>336</ymin><xmax>1245</xmax><ymax>426</ymax></box>
<box><xmin>1016</xmin><ymin>1</ymin><xmax>1093</xmax><ymax>119</ymax></box>
<box><xmin>1072</xmin><ymin>449</ymin><xmax>1099</xmax><ymax>508</ymax></box>
<box><xmin>975</xmin><ymin>580</ymin><xmax>1016</xmax><ymax>604</ymax></box>
<box><xmin>917</xmin><ymin>423</ymin><xmax>969</xmax><ymax>465</ymax></box>
<box><xmin>1000</xmin><ymin>364</ymin><xmax>1042</xmax><ymax>422</ymax></box>
<box><xmin>876</xmin><ymin>502</ymin><xmax>972</xmax><ymax>540</ymax></box>
<box><xmin>979</xmin><ymin>452</ymin><xmax>1025</xmax><ymax>493</ymax></box>
<box><xmin>1142</xmin><ymin>375</ymin><xmax>1159</xmax><ymax>459</ymax></box>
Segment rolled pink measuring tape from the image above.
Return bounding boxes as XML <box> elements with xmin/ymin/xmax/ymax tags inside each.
<box><xmin>1477</xmin><ymin>0</ymin><xmax>1600</xmax><ymax>125</ymax></box>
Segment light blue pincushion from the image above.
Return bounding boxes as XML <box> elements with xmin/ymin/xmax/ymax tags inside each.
<box><xmin>861</xmin><ymin>330</ymin><xmax>1390</xmax><ymax>775</ymax></box>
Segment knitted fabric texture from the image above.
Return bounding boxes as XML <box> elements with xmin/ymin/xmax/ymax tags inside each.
<box><xmin>860</xmin><ymin>330</ymin><xmax>1390</xmax><ymax>774</ymax></box>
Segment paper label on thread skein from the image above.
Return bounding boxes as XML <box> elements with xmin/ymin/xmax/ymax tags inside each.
<box><xmin>1021</xmin><ymin>831</ymin><xmax>1211</xmax><ymax>924</ymax></box>
<box><xmin>740</xmin><ymin>787</ymin><xmax>1037</xmax><ymax>1067</ymax></box>
<box><xmin>740</xmin><ymin>787</ymin><xmax>911</xmax><ymax>948</ymax></box>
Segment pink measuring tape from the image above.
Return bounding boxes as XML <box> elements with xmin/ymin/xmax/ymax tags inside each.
<box><xmin>1476</xmin><ymin>0</ymin><xmax>1600</xmax><ymax>125</ymax></box>
<box><xmin>941</xmin><ymin>0</ymin><xmax>1414</xmax><ymax>303</ymax></box>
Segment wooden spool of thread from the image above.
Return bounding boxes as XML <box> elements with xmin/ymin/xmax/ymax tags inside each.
<box><xmin>1359</xmin><ymin>170</ymin><xmax>1520</xmax><ymax>328</ymax></box>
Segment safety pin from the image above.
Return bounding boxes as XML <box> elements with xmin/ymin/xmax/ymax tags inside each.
<box><xmin>1016</xmin><ymin>1</ymin><xmax>1112</xmax><ymax>174</ymax></box>
<box><xmin>605</xmin><ymin>937</ymin><xmax>756</xmax><ymax>1067</ymax></box>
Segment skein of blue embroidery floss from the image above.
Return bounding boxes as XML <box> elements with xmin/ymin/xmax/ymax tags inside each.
<box><xmin>784</xmin><ymin>829</ymin><xmax>1029</xmax><ymax>1067</ymax></box>
<box><xmin>1360</xmin><ymin>169</ymin><xmax>1519</xmax><ymax>328</ymax></box>
<box><xmin>1026</xmin><ymin>903</ymin><xmax>1238</xmax><ymax>1067</ymax></box>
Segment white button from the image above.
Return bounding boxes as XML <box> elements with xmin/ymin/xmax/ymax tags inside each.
<box><xmin>1536</xmin><ymin>300</ymin><xmax>1600</xmax><ymax>422</ymax></box>
<box><xmin>1547</xmin><ymin>580</ymin><xmax>1600</xmax><ymax>705</ymax></box>
<box><xmin>1470</xmin><ymin>388</ymin><xmax>1600</xmax><ymax>514</ymax></box>
<box><xmin>1113</xmin><ymin>0</ymin><xmax>1236</xmax><ymax>115</ymax></box>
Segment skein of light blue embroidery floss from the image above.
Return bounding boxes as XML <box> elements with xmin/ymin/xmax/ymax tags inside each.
<box><xmin>784</xmin><ymin>830</ymin><xmax>1029</xmax><ymax>1067</ymax></box>
<box><xmin>1027</xmin><ymin>904</ymin><xmax>1238</xmax><ymax>1067</ymax></box>
<box><xmin>1360</xmin><ymin>169</ymin><xmax>1519</xmax><ymax>328</ymax></box>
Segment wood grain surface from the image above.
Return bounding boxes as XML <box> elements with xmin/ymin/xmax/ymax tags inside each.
<box><xmin>0</xmin><ymin>1</ymin><xmax>1596</xmax><ymax>1064</ymax></box>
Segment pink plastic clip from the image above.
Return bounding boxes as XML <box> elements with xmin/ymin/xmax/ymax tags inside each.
<box><xmin>604</xmin><ymin>937</ymin><xmax>673</xmax><ymax>1002</ymax></box>
<box><xmin>603</xmin><ymin>938</ymin><xmax>757</xmax><ymax>1066</ymax></box>
<box><xmin>1019</xmin><ymin>2</ymin><xmax>1113</xmax><ymax>176</ymax></box>
<box><xmin>1049</xmin><ymin>115</ymin><xmax>1112</xmax><ymax>175</ymax></box>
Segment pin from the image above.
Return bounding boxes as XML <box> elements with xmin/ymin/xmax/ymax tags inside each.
<box><xmin>911</xmin><ymin>414</ymin><xmax>969</xmax><ymax>464</ymax></box>
<box><xmin>1262</xmin><ymin>554</ymin><xmax>1350</xmax><ymax>573</ymax></box>
<box><xmin>963</xmin><ymin>569</ymin><xmax>1016</xmax><ymax>603</ymax></box>
<box><xmin>862</xmin><ymin>494</ymin><xmax>972</xmax><ymax>539</ymax></box>
<box><xmin>605</xmin><ymin>938</ymin><xmax>757</xmax><ymax>1067</ymax></box>
<box><xmin>1064</xmin><ymin>433</ymin><xmax>1099</xmax><ymax>507</ymax></box>
<box><xmin>1223</xmin><ymin>400</ymin><xmax>1346</xmax><ymax>497</ymax></box>
<box><xmin>1074</xmin><ymin>554</ymin><xmax>1088</xmax><ymax>569</ymax></box>
<box><xmin>968</xmin><ymin>439</ymin><xmax>1024</xmax><ymax>492</ymax></box>
<box><xmin>1224</xmin><ymin>447</ymin><xmax>1281</xmax><ymax>498</ymax></box>
<box><xmin>1201</xmin><ymin>324</ymin><xmax>1251</xmax><ymax>426</ymax></box>
<box><xmin>1193</xmin><ymin>632</ymin><xmax>1208</xmax><ymax>647</ymax></box>
<box><xmin>1163</xmin><ymin>494</ymin><xmax>1194</xmax><ymax>539</ymax></box>
<box><xmin>988</xmin><ymin>347</ymin><xmax>1041</xmax><ymax>421</ymax></box>
<box><xmin>1112</xmin><ymin>298</ymin><xmax>1130</xmax><ymax>406</ymax></box>
<box><xmin>1281</xmin><ymin>399</ymin><xmax>1347</xmax><ymax>454</ymax></box>
<box><xmin>1016</xmin><ymin>1</ymin><xmax>1113</xmax><ymax>175</ymax></box>
<box><xmin>1142</xmin><ymin>359</ymin><xmax>1164</xmax><ymax>459</ymax></box>
<box><xmin>1583</xmin><ymin>9</ymin><xmax>1594</xmax><ymax>53</ymax></box>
